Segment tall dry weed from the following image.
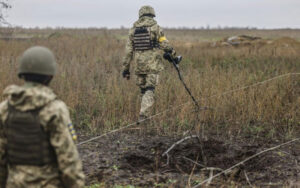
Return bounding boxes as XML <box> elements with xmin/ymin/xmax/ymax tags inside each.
<box><xmin>0</xmin><ymin>28</ymin><xmax>299</xmax><ymax>138</ymax></box>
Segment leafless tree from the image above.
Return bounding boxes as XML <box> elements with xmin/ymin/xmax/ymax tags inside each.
<box><xmin>0</xmin><ymin>0</ymin><xmax>11</xmax><ymax>26</ymax></box>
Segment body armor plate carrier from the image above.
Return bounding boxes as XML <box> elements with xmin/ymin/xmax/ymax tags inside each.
<box><xmin>133</xmin><ymin>27</ymin><xmax>159</xmax><ymax>51</ymax></box>
<box><xmin>5</xmin><ymin>105</ymin><xmax>56</xmax><ymax>166</ymax></box>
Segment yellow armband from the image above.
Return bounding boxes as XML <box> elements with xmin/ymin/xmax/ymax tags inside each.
<box><xmin>159</xmin><ymin>36</ymin><xmax>167</xmax><ymax>43</ymax></box>
<box><xmin>68</xmin><ymin>123</ymin><xmax>77</xmax><ymax>141</ymax></box>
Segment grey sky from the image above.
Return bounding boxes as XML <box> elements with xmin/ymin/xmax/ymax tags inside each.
<box><xmin>6</xmin><ymin>0</ymin><xmax>300</xmax><ymax>29</ymax></box>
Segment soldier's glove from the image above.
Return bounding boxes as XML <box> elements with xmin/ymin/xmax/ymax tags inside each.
<box><xmin>163</xmin><ymin>52</ymin><xmax>182</xmax><ymax>65</ymax></box>
<box><xmin>122</xmin><ymin>70</ymin><xmax>130</xmax><ymax>80</ymax></box>
<box><xmin>163</xmin><ymin>52</ymin><xmax>173</xmax><ymax>63</ymax></box>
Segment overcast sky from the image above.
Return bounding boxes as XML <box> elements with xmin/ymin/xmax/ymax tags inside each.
<box><xmin>5</xmin><ymin>0</ymin><xmax>300</xmax><ymax>29</ymax></box>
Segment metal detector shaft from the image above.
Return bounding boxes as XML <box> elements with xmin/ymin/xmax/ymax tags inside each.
<box><xmin>170</xmin><ymin>58</ymin><xmax>201</xmax><ymax>110</ymax></box>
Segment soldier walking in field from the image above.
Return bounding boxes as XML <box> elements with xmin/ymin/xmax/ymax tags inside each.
<box><xmin>122</xmin><ymin>5</ymin><xmax>177</xmax><ymax>122</ymax></box>
<box><xmin>0</xmin><ymin>46</ymin><xmax>85</xmax><ymax>188</ymax></box>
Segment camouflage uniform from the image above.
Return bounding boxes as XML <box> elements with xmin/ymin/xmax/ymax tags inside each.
<box><xmin>123</xmin><ymin>5</ymin><xmax>175</xmax><ymax>119</ymax></box>
<box><xmin>0</xmin><ymin>47</ymin><xmax>85</xmax><ymax>188</ymax></box>
<box><xmin>0</xmin><ymin>83</ymin><xmax>85</xmax><ymax>188</ymax></box>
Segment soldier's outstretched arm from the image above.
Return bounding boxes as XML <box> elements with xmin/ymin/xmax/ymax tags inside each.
<box><xmin>122</xmin><ymin>28</ymin><xmax>134</xmax><ymax>72</ymax></box>
<box><xmin>42</xmin><ymin>100</ymin><xmax>85</xmax><ymax>188</ymax></box>
<box><xmin>0</xmin><ymin>102</ymin><xmax>8</xmax><ymax>187</ymax></box>
<box><xmin>157</xmin><ymin>26</ymin><xmax>176</xmax><ymax>55</ymax></box>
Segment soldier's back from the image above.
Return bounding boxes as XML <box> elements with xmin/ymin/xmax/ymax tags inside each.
<box><xmin>0</xmin><ymin>83</ymin><xmax>65</xmax><ymax>188</ymax></box>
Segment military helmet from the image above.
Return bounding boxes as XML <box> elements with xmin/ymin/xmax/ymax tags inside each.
<box><xmin>139</xmin><ymin>5</ymin><xmax>156</xmax><ymax>18</ymax></box>
<box><xmin>18</xmin><ymin>46</ymin><xmax>56</xmax><ymax>77</ymax></box>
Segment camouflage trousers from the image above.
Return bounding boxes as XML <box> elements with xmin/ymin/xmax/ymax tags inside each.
<box><xmin>136</xmin><ymin>74</ymin><xmax>159</xmax><ymax>117</ymax></box>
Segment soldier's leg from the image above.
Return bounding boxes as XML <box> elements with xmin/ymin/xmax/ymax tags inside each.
<box><xmin>139</xmin><ymin>87</ymin><xmax>155</xmax><ymax>118</ymax></box>
<box><xmin>136</xmin><ymin>74</ymin><xmax>149</xmax><ymax>126</ymax></box>
<box><xmin>139</xmin><ymin>74</ymin><xmax>159</xmax><ymax>118</ymax></box>
<box><xmin>136</xmin><ymin>74</ymin><xmax>147</xmax><ymax>117</ymax></box>
<box><xmin>136</xmin><ymin>74</ymin><xmax>146</xmax><ymax>94</ymax></box>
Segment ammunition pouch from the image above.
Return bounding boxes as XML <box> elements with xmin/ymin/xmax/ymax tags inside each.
<box><xmin>4</xmin><ymin>105</ymin><xmax>56</xmax><ymax>166</ymax></box>
<box><xmin>133</xmin><ymin>27</ymin><xmax>159</xmax><ymax>51</ymax></box>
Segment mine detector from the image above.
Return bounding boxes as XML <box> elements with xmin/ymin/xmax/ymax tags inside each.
<box><xmin>163</xmin><ymin>52</ymin><xmax>203</xmax><ymax>111</ymax></box>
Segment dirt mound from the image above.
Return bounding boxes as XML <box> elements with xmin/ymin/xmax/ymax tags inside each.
<box><xmin>78</xmin><ymin>133</ymin><xmax>300</xmax><ymax>187</ymax></box>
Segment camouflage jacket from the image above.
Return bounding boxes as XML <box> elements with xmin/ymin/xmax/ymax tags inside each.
<box><xmin>0</xmin><ymin>82</ymin><xmax>85</xmax><ymax>188</ymax></box>
<box><xmin>123</xmin><ymin>16</ymin><xmax>174</xmax><ymax>74</ymax></box>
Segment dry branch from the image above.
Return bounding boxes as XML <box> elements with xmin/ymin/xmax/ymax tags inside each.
<box><xmin>243</xmin><ymin>170</ymin><xmax>253</xmax><ymax>187</ymax></box>
<box><xmin>162</xmin><ymin>135</ymin><xmax>198</xmax><ymax>157</ymax></box>
<box><xmin>188</xmin><ymin>155</ymin><xmax>199</xmax><ymax>187</ymax></box>
<box><xmin>192</xmin><ymin>138</ymin><xmax>300</xmax><ymax>188</ymax></box>
<box><xmin>182</xmin><ymin>156</ymin><xmax>206</xmax><ymax>168</ymax></box>
<box><xmin>162</xmin><ymin>135</ymin><xmax>198</xmax><ymax>164</ymax></box>
<box><xmin>182</xmin><ymin>156</ymin><xmax>224</xmax><ymax>172</ymax></box>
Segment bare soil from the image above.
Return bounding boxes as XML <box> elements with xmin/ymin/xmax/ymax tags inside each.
<box><xmin>78</xmin><ymin>130</ymin><xmax>300</xmax><ymax>187</ymax></box>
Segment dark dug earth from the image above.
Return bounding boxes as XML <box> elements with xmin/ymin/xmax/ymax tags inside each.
<box><xmin>78</xmin><ymin>131</ymin><xmax>300</xmax><ymax>187</ymax></box>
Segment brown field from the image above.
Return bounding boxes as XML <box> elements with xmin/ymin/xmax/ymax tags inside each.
<box><xmin>0</xmin><ymin>28</ymin><xmax>299</xmax><ymax>187</ymax></box>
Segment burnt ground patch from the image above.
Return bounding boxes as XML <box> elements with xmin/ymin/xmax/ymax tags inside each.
<box><xmin>78</xmin><ymin>132</ymin><xmax>300</xmax><ymax>187</ymax></box>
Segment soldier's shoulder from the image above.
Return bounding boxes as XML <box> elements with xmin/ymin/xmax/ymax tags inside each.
<box><xmin>43</xmin><ymin>99</ymin><xmax>69</xmax><ymax>114</ymax></box>
<box><xmin>129</xmin><ymin>27</ymin><xmax>135</xmax><ymax>35</ymax></box>
<box><xmin>0</xmin><ymin>85</ymin><xmax>18</xmax><ymax>122</ymax></box>
<box><xmin>2</xmin><ymin>84</ymin><xmax>20</xmax><ymax>97</ymax></box>
<box><xmin>0</xmin><ymin>84</ymin><xmax>12</xmax><ymax>113</ymax></box>
<box><xmin>150</xmin><ymin>23</ymin><xmax>161</xmax><ymax>32</ymax></box>
<box><xmin>0</xmin><ymin>100</ymin><xmax>8</xmax><ymax>113</ymax></box>
<box><xmin>0</xmin><ymin>100</ymin><xmax>8</xmax><ymax>123</ymax></box>
<box><xmin>39</xmin><ymin>99</ymin><xmax>70</xmax><ymax>123</ymax></box>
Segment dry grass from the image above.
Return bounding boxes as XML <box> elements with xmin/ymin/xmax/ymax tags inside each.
<box><xmin>0</xmin><ymin>28</ymin><xmax>299</xmax><ymax>138</ymax></box>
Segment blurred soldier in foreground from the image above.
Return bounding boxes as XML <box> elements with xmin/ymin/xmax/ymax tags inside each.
<box><xmin>0</xmin><ymin>46</ymin><xmax>85</xmax><ymax>187</ymax></box>
<box><xmin>122</xmin><ymin>5</ymin><xmax>177</xmax><ymax>122</ymax></box>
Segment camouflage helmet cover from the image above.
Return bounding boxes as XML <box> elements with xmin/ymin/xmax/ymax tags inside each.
<box><xmin>139</xmin><ymin>5</ymin><xmax>156</xmax><ymax>18</ymax></box>
<box><xmin>18</xmin><ymin>46</ymin><xmax>57</xmax><ymax>77</ymax></box>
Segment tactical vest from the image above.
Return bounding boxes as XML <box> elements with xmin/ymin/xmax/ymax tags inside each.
<box><xmin>133</xmin><ymin>27</ymin><xmax>159</xmax><ymax>51</ymax></box>
<box><xmin>4</xmin><ymin>105</ymin><xmax>56</xmax><ymax>166</ymax></box>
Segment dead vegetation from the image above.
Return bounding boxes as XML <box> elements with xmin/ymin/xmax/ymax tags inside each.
<box><xmin>0</xmin><ymin>28</ymin><xmax>299</xmax><ymax>136</ymax></box>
